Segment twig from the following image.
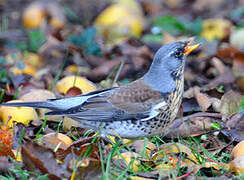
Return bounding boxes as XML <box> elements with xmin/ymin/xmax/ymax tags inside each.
<box><xmin>175</xmin><ymin>112</ymin><xmax>222</xmax><ymax>123</ymax></box>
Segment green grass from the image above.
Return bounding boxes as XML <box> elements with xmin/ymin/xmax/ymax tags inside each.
<box><xmin>0</xmin><ymin>132</ymin><xmax>234</xmax><ymax>179</ymax></box>
<box><xmin>0</xmin><ymin>160</ymin><xmax>49</xmax><ymax>180</ymax></box>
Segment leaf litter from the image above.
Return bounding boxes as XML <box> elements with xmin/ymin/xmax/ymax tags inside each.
<box><xmin>0</xmin><ymin>0</ymin><xmax>243</xmax><ymax>179</ymax></box>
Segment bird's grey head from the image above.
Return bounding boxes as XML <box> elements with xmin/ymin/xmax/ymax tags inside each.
<box><xmin>143</xmin><ymin>40</ymin><xmax>199</xmax><ymax>93</ymax></box>
<box><xmin>150</xmin><ymin>41</ymin><xmax>189</xmax><ymax>76</ymax></box>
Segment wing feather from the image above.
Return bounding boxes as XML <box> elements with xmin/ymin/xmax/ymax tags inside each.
<box><xmin>46</xmin><ymin>79</ymin><xmax>165</xmax><ymax>122</ymax></box>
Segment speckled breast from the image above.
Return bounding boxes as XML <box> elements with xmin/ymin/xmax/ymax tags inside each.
<box><xmin>149</xmin><ymin>69</ymin><xmax>184</xmax><ymax>136</ymax></box>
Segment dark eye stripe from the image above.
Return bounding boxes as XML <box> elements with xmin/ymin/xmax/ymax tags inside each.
<box><xmin>173</xmin><ymin>48</ymin><xmax>184</xmax><ymax>58</ymax></box>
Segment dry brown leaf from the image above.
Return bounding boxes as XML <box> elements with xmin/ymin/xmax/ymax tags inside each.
<box><xmin>68</xmin><ymin>156</ymin><xmax>102</xmax><ymax>180</ymax></box>
<box><xmin>226</xmin><ymin>111</ymin><xmax>244</xmax><ymax>130</ymax></box>
<box><xmin>40</xmin><ymin>132</ymin><xmax>73</xmax><ymax>151</ymax></box>
<box><xmin>216</xmin><ymin>46</ymin><xmax>244</xmax><ymax>64</ymax></box>
<box><xmin>204</xmin><ymin>71</ymin><xmax>235</xmax><ymax>90</ymax></box>
<box><xmin>168</xmin><ymin>113</ymin><xmax>220</xmax><ymax>138</ymax></box>
<box><xmin>221</xmin><ymin>111</ymin><xmax>244</xmax><ymax>142</ymax></box>
<box><xmin>56</xmin><ymin>137</ymin><xmax>100</xmax><ymax>162</ymax></box>
<box><xmin>193</xmin><ymin>87</ymin><xmax>212</xmax><ymax>111</ymax></box>
<box><xmin>193</xmin><ymin>0</ymin><xmax>225</xmax><ymax>12</ymax></box>
<box><xmin>211</xmin><ymin>57</ymin><xmax>226</xmax><ymax>75</ymax></box>
<box><xmin>87</xmin><ymin>57</ymin><xmax>123</xmax><ymax>82</ymax></box>
<box><xmin>231</xmin><ymin>141</ymin><xmax>244</xmax><ymax>159</ymax></box>
<box><xmin>220</xmin><ymin>90</ymin><xmax>242</xmax><ymax>121</ymax></box>
<box><xmin>164</xmin><ymin>0</ymin><xmax>184</xmax><ymax>8</ymax></box>
<box><xmin>21</xmin><ymin>142</ymin><xmax>71</xmax><ymax>179</ymax></box>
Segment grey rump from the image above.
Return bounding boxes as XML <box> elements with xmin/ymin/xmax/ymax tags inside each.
<box><xmin>1</xmin><ymin>41</ymin><xmax>190</xmax><ymax>138</ymax></box>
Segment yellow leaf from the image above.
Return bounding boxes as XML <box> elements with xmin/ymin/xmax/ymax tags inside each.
<box><xmin>56</xmin><ymin>75</ymin><xmax>96</xmax><ymax>94</ymax></box>
<box><xmin>10</xmin><ymin>64</ymin><xmax>36</xmax><ymax>76</ymax></box>
<box><xmin>22</xmin><ymin>3</ymin><xmax>45</xmax><ymax>29</ymax></box>
<box><xmin>0</xmin><ymin>100</ymin><xmax>39</xmax><ymax>127</ymax></box>
<box><xmin>229</xmin><ymin>155</ymin><xmax>244</xmax><ymax>175</ymax></box>
<box><xmin>200</xmin><ymin>19</ymin><xmax>232</xmax><ymax>41</ymax></box>
<box><xmin>130</xmin><ymin>176</ymin><xmax>154</xmax><ymax>180</ymax></box>
<box><xmin>113</xmin><ymin>152</ymin><xmax>141</xmax><ymax>172</ymax></box>
<box><xmin>231</xmin><ymin>141</ymin><xmax>244</xmax><ymax>159</ymax></box>
<box><xmin>153</xmin><ymin>143</ymin><xmax>199</xmax><ymax>163</ymax></box>
<box><xmin>23</xmin><ymin>53</ymin><xmax>43</xmax><ymax>68</ymax></box>
<box><xmin>22</xmin><ymin>1</ymin><xmax>65</xmax><ymax>29</ymax></box>
<box><xmin>95</xmin><ymin>0</ymin><xmax>144</xmax><ymax>46</ymax></box>
<box><xmin>62</xmin><ymin>117</ymin><xmax>79</xmax><ymax>131</ymax></box>
<box><xmin>12</xmin><ymin>149</ymin><xmax>22</xmax><ymax>162</ymax></box>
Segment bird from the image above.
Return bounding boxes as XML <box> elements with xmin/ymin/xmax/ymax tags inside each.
<box><xmin>1</xmin><ymin>39</ymin><xmax>199</xmax><ymax>138</ymax></box>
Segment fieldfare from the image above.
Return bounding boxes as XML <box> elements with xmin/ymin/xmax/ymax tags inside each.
<box><xmin>1</xmin><ymin>39</ymin><xmax>199</xmax><ymax>138</ymax></box>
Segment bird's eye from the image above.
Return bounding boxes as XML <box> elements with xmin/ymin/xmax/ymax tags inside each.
<box><xmin>174</xmin><ymin>50</ymin><xmax>183</xmax><ymax>58</ymax></box>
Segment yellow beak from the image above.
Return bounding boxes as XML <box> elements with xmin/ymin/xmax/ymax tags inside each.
<box><xmin>184</xmin><ymin>38</ymin><xmax>200</xmax><ymax>55</ymax></box>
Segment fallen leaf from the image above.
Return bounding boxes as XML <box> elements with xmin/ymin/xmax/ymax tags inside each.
<box><xmin>87</xmin><ymin>57</ymin><xmax>123</xmax><ymax>82</ymax></box>
<box><xmin>204</xmin><ymin>71</ymin><xmax>235</xmax><ymax>90</ymax></box>
<box><xmin>10</xmin><ymin>64</ymin><xmax>36</xmax><ymax>76</ymax></box>
<box><xmin>200</xmin><ymin>19</ymin><xmax>232</xmax><ymax>41</ymax></box>
<box><xmin>168</xmin><ymin>113</ymin><xmax>221</xmax><ymax>138</ymax></box>
<box><xmin>153</xmin><ymin>143</ymin><xmax>198</xmax><ymax>163</ymax></box>
<box><xmin>62</xmin><ymin>117</ymin><xmax>79</xmax><ymax>131</ymax></box>
<box><xmin>23</xmin><ymin>1</ymin><xmax>66</xmax><ymax>29</ymax></box>
<box><xmin>0</xmin><ymin>125</ymin><xmax>13</xmax><ymax>149</ymax></box>
<box><xmin>65</xmin><ymin>87</ymin><xmax>83</xmax><ymax>97</ymax></box>
<box><xmin>95</xmin><ymin>0</ymin><xmax>144</xmax><ymax>46</ymax></box>
<box><xmin>216</xmin><ymin>46</ymin><xmax>244</xmax><ymax>63</ymax></box>
<box><xmin>23</xmin><ymin>52</ymin><xmax>43</xmax><ymax>68</ymax></box>
<box><xmin>0</xmin><ymin>156</ymin><xmax>15</xmax><ymax>174</ymax></box>
<box><xmin>211</xmin><ymin>57</ymin><xmax>227</xmax><ymax>75</ymax></box>
<box><xmin>229</xmin><ymin>155</ymin><xmax>244</xmax><ymax>175</ymax></box>
<box><xmin>226</xmin><ymin>111</ymin><xmax>244</xmax><ymax>130</ymax></box>
<box><xmin>0</xmin><ymin>100</ymin><xmax>39</xmax><ymax>127</ymax></box>
<box><xmin>231</xmin><ymin>141</ymin><xmax>244</xmax><ymax>159</ymax></box>
<box><xmin>113</xmin><ymin>152</ymin><xmax>141</xmax><ymax>172</ymax></box>
<box><xmin>193</xmin><ymin>0</ymin><xmax>226</xmax><ymax>12</ymax></box>
<box><xmin>230</xmin><ymin>28</ymin><xmax>244</xmax><ymax>48</ymax></box>
<box><xmin>21</xmin><ymin>141</ymin><xmax>71</xmax><ymax>179</ymax></box>
<box><xmin>220</xmin><ymin>90</ymin><xmax>242</xmax><ymax>121</ymax></box>
<box><xmin>130</xmin><ymin>139</ymin><xmax>157</xmax><ymax>158</ymax></box>
<box><xmin>130</xmin><ymin>176</ymin><xmax>155</xmax><ymax>180</ymax></box>
<box><xmin>56</xmin><ymin>75</ymin><xmax>96</xmax><ymax>95</ymax></box>
<box><xmin>56</xmin><ymin>137</ymin><xmax>100</xmax><ymax>162</ymax></box>
<box><xmin>40</xmin><ymin>133</ymin><xmax>73</xmax><ymax>151</ymax></box>
<box><xmin>193</xmin><ymin>87</ymin><xmax>212</xmax><ymax>111</ymax></box>
<box><xmin>0</xmin><ymin>125</ymin><xmax>15</xmax><ymax>159</ymax></box>
<box><xmin>164</xmin><ymin>0</ymin><xmax>184</xmax><ymax>8</ymax></box>
<box><xmin>68</xmin><ymin>156</ymin><xmax>102</xmax><ymax>180</ymax></box>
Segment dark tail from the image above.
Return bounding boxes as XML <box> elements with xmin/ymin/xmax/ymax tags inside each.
<box><xmin>1</xmin><ymin>95</ymin><xmax>88</xmax><ymax>111</ymax></box>
<box><xmin>0</xmin><ymin>101</ymin><xmax>59</xmax><ymax>110</ymax></box>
